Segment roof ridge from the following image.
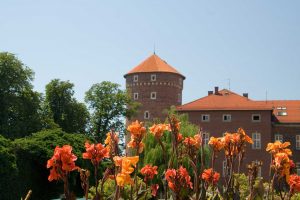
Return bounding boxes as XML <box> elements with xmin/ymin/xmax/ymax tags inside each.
<box><xmin>124</xmin><ymin>54</ymin><xmax>185</xmax><ymax>79</ymax></box>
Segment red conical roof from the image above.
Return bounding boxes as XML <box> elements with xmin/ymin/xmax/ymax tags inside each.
<box><xmin>124</xmin><ymin>54</ymin><xmax>185</xmax><ymax>79</ymax></box>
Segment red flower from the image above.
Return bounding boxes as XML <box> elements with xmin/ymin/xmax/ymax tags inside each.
<box><xmin>47</xmin><ymin>145</ymin><xmax>78</xmax><ymax>181</ymax></box>
<box><xmin>82</xmin><ymin>142</ymin><xmax>110</xmax><ymax>166</ymax></box>
<box><xmin>151</xmin><ymin>184</ymin><xmax>159</xmax><ymax>197</ymax></box>
<box><xmin>290</xmin><ymin>160</ymin><xmax>296</xmax><ymax>169</ymax></box>
<box><xmin>177</xmin><ymin>133</ymin><xmax>183</xmax><ymax>143</ymax></box>
<box><xmin>288</xmin><ymin>174</ymin><xmax>300</xmax><ymax>194</ymax></box>
<box><xmin>165</xmin><ymin>166</ymin><xmax>193</xmax><ymax>193</ymax></box>
<box><xmin>201</xmin><ymin>168</ymin><xmax>220</xmax><ymax>185</ymax></box>
<box><xmin>140</xmin><ymin>165</ymin><xmax>158</xmax><ymax>182</ymax></box>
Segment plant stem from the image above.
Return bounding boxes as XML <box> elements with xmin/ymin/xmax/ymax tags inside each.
<box><xmin>63</xmin><ymin>174</ymin><xmax>70</xmax><ymax>200</ymax></box>
<box><xmin>94</xmin><ymin>165</ymin><xmax>100</xmax><ymax>200</ymax></box>
<box><xmin>158</xmin><ymin>139</ymin><xmax>168</xmax><ymax>200</ymax></box>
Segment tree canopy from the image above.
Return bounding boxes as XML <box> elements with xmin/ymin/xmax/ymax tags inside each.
<box><xmin>0</xmin><ymin>52</ymin><xmax>42</xmax><ymax>138</ymax></box>
<box><xmin>45</xmin><ymin>79</ymin><xmax>89</xmax><ymax>133</ymax></box>
<box><xmin>85</xmin><ymin>81</ymin><xmax>139</xmax><ymax>142</ymax></box>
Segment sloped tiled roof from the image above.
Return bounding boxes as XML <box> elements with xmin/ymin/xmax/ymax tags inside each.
<box><xmin>258</xmin><ymin>100</ymin><xmax>300</xmax><ymax>123</ymax></box>
<box><xmin>124</xmin><ymin>54</ymin><xmax>185</xmax><ymax>79</ymax></box>
<box><xmin>177</xmin><ymin>89</ymin><xmax>273</xmax><ymax>111</ymax></box>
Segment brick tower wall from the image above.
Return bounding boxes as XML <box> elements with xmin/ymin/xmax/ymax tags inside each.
<box><xmin>125</xmin><ymin>72</ymin><xmax>184</xmax><ymax>123</ymax></box>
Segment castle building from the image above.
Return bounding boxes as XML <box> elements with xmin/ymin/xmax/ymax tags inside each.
<box><xmin>124</xmin><ymin>54</ymin><xmax>185</xmax><ymax>122</ymax></box>
<box><xmin>124</xmin><ymin>54</ymin><xmax>300</xmax><ymax>178</ymax></box>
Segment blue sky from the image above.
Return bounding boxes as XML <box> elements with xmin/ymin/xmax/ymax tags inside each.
<box><xmin>1</xmin><ymin>0</ymin><xmax>300</xmax><ymax>104</ymax></box>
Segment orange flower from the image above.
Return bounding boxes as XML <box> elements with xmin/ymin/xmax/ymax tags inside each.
<box><xmin>237</xmin><ymin>128</ymin><xmax>253</xmax><ymax>144</ymax></box>
<box><xmin>121</xmin><ymin>156</ymin><xmax>139</xmax><ymax>174</ymax></box>
<box><xmin>266</xmin><ymin>141</ymin><xmax>292</xmax><ymax>156</ymax></box>
<box><xmin>183</xmin><ymin>134</ymin><xmax>202</xmax><ymax>149</ymax></box>
<box><xmin>127</xmin><ymin>140</ymin><xmax>144</xmax><ymax>154</ymax></box>
<box><xmin>127</xmin><ymin>121</ymin><xmax>146</xmax><ymax>153</ymax></box>
<box><xmin>47</xmin><ymin>145</ymin><xmax>78</xmax><ymax>181</ymax></box>
<box><xmin>141</xmin><ymin>165</ymin><xmax>158</xmax><ymax>182</ymax></box>
<box><xmin>165</xmin><ymin>166</ymin><xmax>193</xmax><ymax>193</ymax></box>
<box><xmin>274</xmin><ymin>152</ymin><xmax>291</xmax><ymax>181</ymax></box>
<box><xmin>116</xmin><ymin>173</ymin><xmax>132</xmax><ymax>187</ymax></box>
<box><xmin>127</xmin><ymin>120</ymin><xmax>146</xmax><ymax>138</ymax></box>
<box><xmin>151</xmin><ymin>184</ymin><xmax>159</xmax><ymax>197</ymax></box>
<box><xmin>105</xmin><ymin>131</ymin><xmax>119</xmax><ymax>146</ymax></box>
<box><xmin>82</xmin><ymin>142</ymin><xmax>110</xmax><ymax>165</ymax></box>
<box><xmin>274</xmin><ymin>152</ymin><xmax>290</xmax><ymax>167</ymax></box>
<box><xmin>201</xmin><ymin>168</ymin><xmax>220</xmax><ymax>185</ymax></box>
<box><xmin>149</xmin><ymin>123</ymin><xmax>171</xmax><ymax>139</ymax></box>
<box><xmin>113</xmin><ymin>156</ymin><xmax>139</xmax><ymax>187</ymax></box>
<box><xmin>208</xmin><ymin>137</ymin><xmax>224</xmax><ymax>151</ymax></box>
<box><xmin>113</xmin><ymin>156</ymin><xmax>123</xmax><ymax>167</ymax></box>
<box><xmin>105</xmin><ymin>131</ymin><xmax>119</xmax><ymax>156</ymax></box>
<box><xmin>221</xmin><ymin>133</ymin><xmax>238</xmax><ymax>156</ymax></box>
<box><xmin>288</xmin><ymin>174</ymin><xmax>300</xmax><ymax>194</ymax></box>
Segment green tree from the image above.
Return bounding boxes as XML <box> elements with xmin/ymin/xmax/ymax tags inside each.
<box><xmin>12</xmin><ymin>129</ymin><xmax>93</xmax><ymax>200</ymax></box>
<box><xmin>85</xmin><ymin>81</ymin><xmax>139</xmax><ymax>142</ymax></box>
<box><xmin>0</xmin><ymin>52</ymin><xmax>42</xmax><ymax>138</ymax></box>
<box><xmin>45</xmin><ymin>79</ymin><xmax>89</xmax><ymax>133</ymax></box>
<box><xmin>0</xmin><ymin>135</ymin><xmax>18</xmax><ymax>200</ymax></box>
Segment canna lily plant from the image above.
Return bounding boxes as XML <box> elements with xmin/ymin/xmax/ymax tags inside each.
<box><xmin>46</xmin><ymin>114</ymin><xmax>300</xmax><ymax>200</ymax></box>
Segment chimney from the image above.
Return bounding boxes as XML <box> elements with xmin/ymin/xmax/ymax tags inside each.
<box><xmin>208</xmin><ymin>91</ymin><xmax>213</xmax><ymax>95</ymax></box>
<box><xmin>214</xmin><ymin>86</ymin><xmax>219</xmax><ymax>94</ymax></box>
<box><xmin>243</xmin><ymin>93</ymin><xmax>248</xmax><ymax>98</ymax></box>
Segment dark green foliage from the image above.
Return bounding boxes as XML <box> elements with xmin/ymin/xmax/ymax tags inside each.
<box><xmin>0</xmin><ymin>52</ymin><xmax>42</xmax><ymax>138</ymax></box>
<box><xmin>85</xmin><ymin>81</ymin><xmax>139</xmax><ymax>143</ymax></box>
<box><xmin>45</xmin><ymin>79</ymin><xmax>89</xmax><ymax>133</ymax></box>
<box><xmin>0</xmin><ymin>135</ymin><xmax>18</xmax><ymax>199</ymax></box>
<box><xmin>0</xmin><ymin>129</ymin><xmax>93</xmax><ymax>200</ymax></box>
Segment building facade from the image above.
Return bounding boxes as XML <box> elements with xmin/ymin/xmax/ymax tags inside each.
<box><xmin>124</xmin><ymin>54</ymin><xmax>300</xmax><ymax>178</ymax></box>
<box><xmin>124</xmin><ymin>54</ymin><xmax>185</xmax><ymax>122</ymax></box>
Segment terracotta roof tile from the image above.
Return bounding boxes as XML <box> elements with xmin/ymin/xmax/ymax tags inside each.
<box><xmin>124</xmin><ymin>54</ymin><xmax>185</xmax><ymax>78</ymax></box>
<box><xmin>257</xmin><ymin>100</ymin><xmax>300</xmax><ymax>123</ymax></box>
<box><xmin>177</xmin><ymin>89</ymin><xmax>273</xmax><ymax>111</ymax></box>
<box><xmin>178</xmin><ymin>89</ymin><xmax>300</xmax><ymax>123</ymax></box>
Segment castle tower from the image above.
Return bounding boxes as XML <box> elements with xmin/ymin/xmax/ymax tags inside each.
<box><xmin>124</xmin><ymin>54</ymin><xmax>185</xmax><ymax>122</ymax></box>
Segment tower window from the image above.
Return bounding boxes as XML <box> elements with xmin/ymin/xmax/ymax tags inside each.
<box><xmin>223</xmin><ymin>114</ymin><xmax>232</xmax><ymax>122</ymax></box>
<box><xmin>151</xmin><ymin>74</ymin><xmax>156</xmax><ymax>81</ymax></box>
<box><xmin>133</xmin><ymin>93</ymin><xmax>138</xmax><ymax>100</ymax></box>
<box><xmin>144</xmin><ymin>111</ymin><xmax>150</xmax><ymax>119</ymax></box>
<box><xmin>252</xmin><ymin>114</ymin><xmax>261</xmax><ymax>122</ymax></box>
<box><xmin>201</xmin><ymin>114</ymin><xmax>210</xmax><ymax>122</ymax></box>
<box><xmin>150</xmin><ymin>92</ymin><xmax>157</xmax><ymax>100</ymax></box>
<box><xmin>133</xmin><ymin>75</ymin><xmax>138</xmax><ymax>82</ymax></box>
